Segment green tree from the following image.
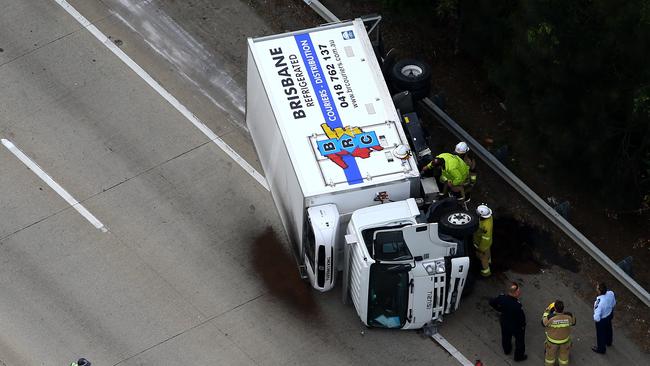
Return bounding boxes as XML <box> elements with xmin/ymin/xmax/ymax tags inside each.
<box><xmin>461</xmin><ymin>0</ymin><xmax>650</xmax><ymax>208</ymax></box>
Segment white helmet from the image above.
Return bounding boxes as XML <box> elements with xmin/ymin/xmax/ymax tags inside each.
<box><xmin>393</xmin><ymin>144</ymin><xmax>411</xmax><ymax>159</ymax></box>
<box><xmin>455</xmin><ymin>141</ymin><xmax>469</xmax><ymax>154</ymax></box>
<box><xmin>476</xmin><ymin>204</ymin><xmax>492</xmax><ymax>218</ymax></box>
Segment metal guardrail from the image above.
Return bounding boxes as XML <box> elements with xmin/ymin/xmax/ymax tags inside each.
<box><xmin>422</xmin><ymin>98</ymin><xmax>650</xmax><ymax>307</ymax></box>
<box><xmin>300</xmin><ymin>0</ymin><xmax>650</xmax><ymax>308</ymax></box>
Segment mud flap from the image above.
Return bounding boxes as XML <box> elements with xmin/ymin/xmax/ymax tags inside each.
<box><xmin>445</xmin><ymin>256</ymin><xmax>470</xmax><ymax>314</ymax></box>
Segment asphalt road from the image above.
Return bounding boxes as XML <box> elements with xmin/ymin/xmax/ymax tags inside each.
<box><xmin>0</xmin><ymin>0</ymin><xmax>647</xmax><ymax>365</ymax></box>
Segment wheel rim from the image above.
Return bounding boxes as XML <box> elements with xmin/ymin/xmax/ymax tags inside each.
<box><xmin>400</xmin><ymin>65</ymin><xmax>423</xmax><ymax>78</ymax></box>
<box><xmin>447</xmin><ymin>212</ymin><xmax>472</xmax><ymax>226</ymax></box>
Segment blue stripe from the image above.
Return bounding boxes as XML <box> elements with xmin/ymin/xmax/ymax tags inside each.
<box><xmin>294</xmin><ymin>33</ymin><xmax>363</xmax><ymax>185</ymax></box>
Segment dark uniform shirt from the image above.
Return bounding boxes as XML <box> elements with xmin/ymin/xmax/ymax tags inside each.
<box><xmin>489</xmin><ymin>294</ymin><xmax>526</xmax><ymax>331</ymax></box>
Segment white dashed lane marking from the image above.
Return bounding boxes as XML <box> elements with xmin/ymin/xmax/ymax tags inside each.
<box><xmin>2</xmin><ymin>138</ymin><xmax>108</xmax><ymax>233</ymax></box>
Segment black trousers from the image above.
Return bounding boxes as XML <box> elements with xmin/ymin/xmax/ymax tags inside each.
<box><xmin>595</xmin><ymin>312</ymin><xmax>614</xmax><ymax>352</ymax></box>
<box><xmin>501</xmin><ymin>323</ymin><xmax>526</xmax><ymax>359</ymax></box>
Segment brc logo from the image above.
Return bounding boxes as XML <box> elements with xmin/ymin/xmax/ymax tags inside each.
<box><xmin>316</xmin><ymin>124</ymin><xmax>383</xmax><ymax>169</ymax></box>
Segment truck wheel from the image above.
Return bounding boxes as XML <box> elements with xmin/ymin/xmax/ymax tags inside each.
<box><xmin>438</xmin><ymin>210</ymin><xmax>479</xmax><ymax>238</ymax></box>
<box><xmin>390</xmin><ymin>59</ymin><xmax>431</xmax><ymax>100</ymax></box>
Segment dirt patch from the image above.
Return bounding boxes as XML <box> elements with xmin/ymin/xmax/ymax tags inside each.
<box><xmin>251</xmin><ymin>227</ymin><xmax>321</xmax><ymax>319</ymax></box>
<box><xmin>492</xmin><ymin>216</ymin><xmax>579</xmax><ymax>275</ymax></box>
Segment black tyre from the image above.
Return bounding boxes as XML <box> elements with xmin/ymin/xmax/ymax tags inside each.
<box><xmin>390</xmin><ymin>59</ymin><xmax>432</xmax><ymax>99</ymax></box>
<box><xmin>426</xmin><ymin>197</ymin><xmax>461</xmax><ymax>223</ymax></box>
<box><xmin>438</xmin><ymin>210</ymin><xmax>479</xmax><ymax>238</ymax></box>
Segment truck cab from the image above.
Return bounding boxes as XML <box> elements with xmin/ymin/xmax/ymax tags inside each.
<box><xmin>344</xmin><ymin>198</ymin><xmax>470</xmax><ymax>329</ymax></box>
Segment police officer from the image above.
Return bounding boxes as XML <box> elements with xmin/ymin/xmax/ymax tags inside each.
<box><xmin>592</xmin><ymin>282</ymin><xmax>616</xmax><ymax>354</ymax></box>
<box><xmin>473</xmin><ymin>204</ymin><xmax>493</xmax><ymax>277</ymax></box>
<box><xmin>542</xmin><ymin>300</ymin><xmax>576</xmax><ymax>365</ymax></box>
<box><xmin>70</xmin><ymin>358</ymin><xmax>91</xmax><ymax>366</ymax></box>
<box><xmin>489</xmin><ymin>282</ymin><xmax>527</xmax><ymax>362</ymax></box>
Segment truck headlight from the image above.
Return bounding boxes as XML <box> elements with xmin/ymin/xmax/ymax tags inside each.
<box><xmin>425</xmin><ymin>261</ymin><xmax>446</xmax><ymax>275</ymax></box>
<box><xmin>435</xmin><ymin>260</ymin><xmax>445</xmax><ymax>274</ymax></box>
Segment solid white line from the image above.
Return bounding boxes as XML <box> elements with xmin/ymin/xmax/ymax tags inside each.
<box><xmin>2</xmin><ymin>139</ymin><xmax>108</xmax><ymax>233</ymax></box>
<box><xmin>52</xmin><ymin>0</ymin><xmax>269</xmax><ymax>191</ymax></box>
<box><xmin>431</xmin><ymin>334</ymin><xmax>475</xmax><ymax>366</ymax></box>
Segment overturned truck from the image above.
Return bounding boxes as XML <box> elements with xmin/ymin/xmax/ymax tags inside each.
<box><xmin>246</xmin><ymin>19</ymin><xmax>478</xmax><ymax>329</ymax></box>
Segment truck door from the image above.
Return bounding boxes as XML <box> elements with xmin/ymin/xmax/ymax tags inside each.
<box><xmin>400</xmin><ymin>223</ymin><xmax>457</xmax><ymax>260</ymax></box>
<box><xmin>305</xmin><ymin>204</ymin><xmax>340</xmax><ymax>292</ymax></box>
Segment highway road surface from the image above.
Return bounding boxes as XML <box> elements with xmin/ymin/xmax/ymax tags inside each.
<box><xmin>0</xmin><ymin>0</ymin><xmax>647</xmax><ymax>365</ymax></box>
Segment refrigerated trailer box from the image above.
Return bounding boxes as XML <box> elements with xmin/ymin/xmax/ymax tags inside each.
<box><xmin>247</xmin><ymin>19</ymin><xmax>420</xmax><ymax>288</ymax></box>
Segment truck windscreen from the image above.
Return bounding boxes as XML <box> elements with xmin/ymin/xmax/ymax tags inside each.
<box><xmin>361</xmin><ymin>225</ymin><xmax>412</xmax><ymax>261</ymax></box>
<box><xmin>373</xmin><ymin>230</ymin><xmax>413</xmax><ymax>261</ymax></box>
<box><xmin>368</xmin><ymin>263</ymin><xmax>410</xmax><ymax>328</ymax></box>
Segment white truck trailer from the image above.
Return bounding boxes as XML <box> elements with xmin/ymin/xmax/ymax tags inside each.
<box><xmin>246</xmin><ymin>19</ymin><xmax>476</xmax><ymax>329</ymax></box>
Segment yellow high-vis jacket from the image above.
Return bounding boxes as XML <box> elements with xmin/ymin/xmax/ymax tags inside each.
<box><xmin>473</xmin><ymin>217</ymin><xmax>493</xmax><ymax>252</ymax></box>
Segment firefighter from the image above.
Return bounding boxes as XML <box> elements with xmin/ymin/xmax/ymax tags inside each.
<box><xmin>454</xmin><ymin>141</ymin><xmax>477</xmax><ymax>179</ymax></box>
<box><xmin>421</xmin><ymin>152</ymin><xmax>470</xmax><ymax>199</ymax></box>
<box><xmin>542</xmin><ymin>300</ymin><xmax>576</xmax><ymax>365</ymax></box>
<box><xmin>473</xmin><ymin>204</ymin><xmax>493</xmax><ymax>277</ymax></box>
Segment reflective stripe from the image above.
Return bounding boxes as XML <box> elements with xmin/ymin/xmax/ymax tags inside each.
<box><xmin>545</xmin><ymin>359</ymin><xmax>556</xmax><ymax>364</ymax></box>
<box><xmin>550</xmin><ymin>323</ymin><xmax>571</xmax><ymax>328</ymax></box>
<box><xmin>546</xmin><ymin>334</ymin><xmax>570</xmax><ymax>344</ymax></box>
<box><xmin>559</xmin><ymin>359</ymin><xmax>569</xmax><ymax>365</ymax></box>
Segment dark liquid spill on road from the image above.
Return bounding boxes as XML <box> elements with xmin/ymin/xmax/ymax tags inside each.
<box><xmin>251</xmin><ymin>227</ymin><xmax>320</xmax><ymax>319</ymax></box>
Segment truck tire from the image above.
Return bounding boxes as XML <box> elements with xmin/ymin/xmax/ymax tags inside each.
<box><xmin>390</xmin><ymin>59</ymin><xmax>431</xmax><ymax>100</ymax></box>
<box><xmin>426</xmin><ymin>197</ymin><xmax>460</xmax><ymax>224</ymax></box>
<box><xmin>438</xmin><ymin>210</ymin><xmax>479</xmax><ymax>238</ymax></box>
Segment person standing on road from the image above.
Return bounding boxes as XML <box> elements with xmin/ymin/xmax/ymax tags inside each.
<box><xmin>489</xmin><ymin>282</ymin><xmax>528</xmax><ymax>362</ymax></box>
<box><xmin>473</xmin><ymin>204</ymin><xmax>493</xmax><ymax>277</ymax></box>
<box><xmin>592</xmin><ymin>282</ymin><xmax>616</xmax><ymax>354</ymax></box>
<box><xmin>542</xmin><ymin>300</ymin><xmax>576</xmax><ymax>365</ymax></box>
